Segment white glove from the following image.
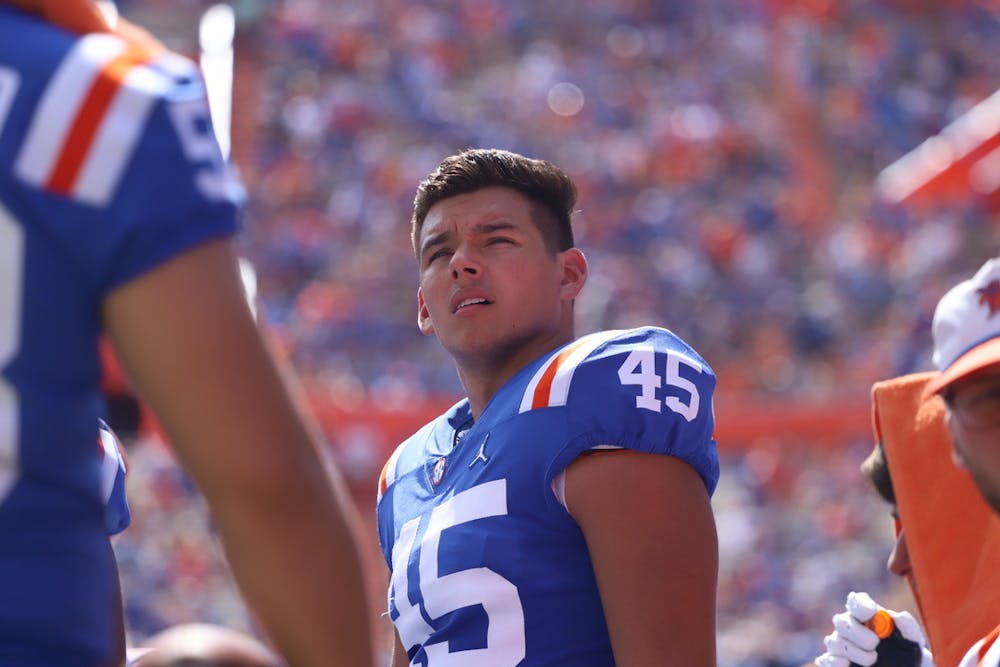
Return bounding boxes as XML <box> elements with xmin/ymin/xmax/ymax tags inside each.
<box><xmin>815</xmin><ymin>591</ymin><xmax>935</xmax><ymax>667</ymax></box>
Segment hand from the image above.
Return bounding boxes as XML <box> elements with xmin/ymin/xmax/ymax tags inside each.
<box><xmin>18</xmin><ymin>0</ymin><xmax>166</xmax><ymax>54</ymax></box>
<box><xmin>815</xmin><ymin>592</ymin><xmax>935</xmax><ymax>667</ymax></box>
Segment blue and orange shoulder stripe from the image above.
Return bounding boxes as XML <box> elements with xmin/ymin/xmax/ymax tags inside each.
<box><xmin>517</xmin><ymin>330</ymin><xmax>625</xmax><ymax>413</ymax></box>
<box><xmin>376</xmin><ymin>443</ymin><xmax>407</xmax><ymax>504</ymax></box>
<box><xmin>14</xmin><ymin>32</ymin><xmax>192</xmax><ymax>206</ymax></box>
<box><xmin>975</xmin><ymin>624</ymin><xmax>1000</xmax><ymax>666</ymax></box>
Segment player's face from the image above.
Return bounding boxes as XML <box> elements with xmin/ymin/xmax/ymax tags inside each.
<box><xmin>416</xmin><ymin>186</ymin><xmax>586</xmax><ymax>372</ymax></box>
<box><xmin>945</xmin><ymin>364</ymin><xmax>1000</xmax><ymax>514</ymax></box>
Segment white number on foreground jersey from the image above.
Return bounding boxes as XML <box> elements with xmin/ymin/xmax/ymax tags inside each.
<box><xmin>389</xmin><ymin>479</ymin><xmax>526</xmax><ymax>665</ymax></box>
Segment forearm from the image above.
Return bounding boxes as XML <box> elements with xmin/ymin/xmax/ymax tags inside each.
<box><xmin>164</xmin><ymin>368</ymin><xmax>376</xmax><ymax>666</ymax></box>
<box><xmin>210</xmin><ymin>470</ymin><xmax>374</xmax><ymax>667</ymax></box>
<box><xmin>181</xmin><ymin>384</ymin><xmax>375</xmax><ymax>666</ymax></box>
<box><xmin>104</xmin><ymin>240</ymin><xmax>375</xmax><ymax>666</ymax></box>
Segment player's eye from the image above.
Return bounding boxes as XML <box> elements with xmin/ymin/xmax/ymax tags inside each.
<box><xmin>425</xmin><ymin>248</ymin><xmax>452</xmax><ymax>265</ymax></box>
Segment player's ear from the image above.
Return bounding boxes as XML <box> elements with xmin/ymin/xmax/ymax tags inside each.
<box><xmin>417</xmin><ymin>288</ymin><xmax>435</xmax><ymax>336</ymax></box>
<box><xmin>944</xmin><ymin>410</ymin><xmax>969</xmax><ymax>469</ymax></box>
<box><xmin>558</xmin><ymin>248</ymin><xmax>587</xmax><ymax>302</ymax></box>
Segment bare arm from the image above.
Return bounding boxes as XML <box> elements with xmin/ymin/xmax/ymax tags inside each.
<box><xmin>390</xmin><ymin>628</ymin><xmax>409</xmax><ymax>667</ymax></box>
<box><xmin>564</xmin><ymin>450</ymin><xmax>718</xmax><ymax>667</ymax></box>
<box><xmin>104</xmin><ymin>239</ymin><xmax>375</xmax><ymax>667</ymax></box>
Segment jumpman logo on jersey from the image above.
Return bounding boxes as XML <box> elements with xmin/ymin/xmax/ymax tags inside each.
<box><xmin>469</xmin><ymin>433</ymin><xmax>490</xmax><ymax>468</ymax></box>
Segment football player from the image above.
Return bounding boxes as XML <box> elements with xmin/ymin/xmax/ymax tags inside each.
<box><xmin>0</xmin><ymin>1</ymin><xmax>373</xmax><ymax>664</ymax></box>
<box><xmin>377</xmin><ymin>148</ymin><xmax>719</xmax><ymax>665</ymax></box>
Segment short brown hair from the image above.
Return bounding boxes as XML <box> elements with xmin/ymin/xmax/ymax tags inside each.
<box><xmin>411</xmin><ymin>148</ymin><xmax>577</xmax><ymax>255</ymax></box>
<box><xmin>860</xmin><ymin>442</ymin><xmax>896</xmax><ymax>505</ymax></box>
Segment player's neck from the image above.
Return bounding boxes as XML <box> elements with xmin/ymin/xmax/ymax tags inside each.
<box><xmin>457</xmin><ymin>330</ymin><xmax>576</xmax><ymax>419</ymax></box>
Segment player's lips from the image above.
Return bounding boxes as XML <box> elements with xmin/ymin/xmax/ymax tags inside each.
<box><xmin>451</xmin><ymin>291</ymin><xmax>493</xmax><ymax>314</ymax></box>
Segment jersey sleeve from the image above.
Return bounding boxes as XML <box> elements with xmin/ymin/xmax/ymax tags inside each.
<box><xmin>97</xmin><ymin>420</ymin><xmax>131</xmax><ymax>536</ymax></box>
<box><xmin>12</xmin><ymin>32</ymin><xmax>243</xmax><ymax>293</ymax></box>
<box><xmin>534</xmin><ymin>327</ymin><xmax>720</xmax><ymax>495</ymax></box>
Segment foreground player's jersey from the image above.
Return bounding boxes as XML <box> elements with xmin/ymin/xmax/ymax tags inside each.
<box><xmin>377</xmin><ymin>327</ymin><xmax>719</xmax><ymax>666</ymax></box>
<box><xmin>0</xmin><ymin>7</ymin><xmax>240</xmax><ymax>664</ymax></box>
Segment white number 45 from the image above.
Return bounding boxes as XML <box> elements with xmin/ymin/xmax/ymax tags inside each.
<box><xmin>617</xmin><ymin>347</ymin><xmax>702</xmax><ymax>421</ymax></box>
<box><xmin>389</xmin><ymin>480</ymin><xmax>526</xmax><ymax>665</ymax></box>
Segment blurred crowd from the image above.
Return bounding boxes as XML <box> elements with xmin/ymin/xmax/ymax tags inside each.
<box><xmin>111</xmin><ymin>0</ymin><xmax>999</xmax><ymax>665</ymax></box>
<box><xmin>235</xmin><ymin>0</ymin><xmax>999</xmax><ymax>404</ymax></box>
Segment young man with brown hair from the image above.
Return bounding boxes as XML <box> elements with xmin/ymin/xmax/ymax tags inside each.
<box><xmin>376</xmin><ymin>148</ymin><xmax>719</xmax><ymax>666</ymax></box>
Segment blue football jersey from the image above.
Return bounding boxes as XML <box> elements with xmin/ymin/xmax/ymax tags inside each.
<box><xmin>376</xmin><ymin>327</ymin><xmax>719</xmax><ymax>666</ymax></box>
<box><xmin>0</xmin><ymin>7</ymin><xmax>241</xmax><ymax>664</ymax></box>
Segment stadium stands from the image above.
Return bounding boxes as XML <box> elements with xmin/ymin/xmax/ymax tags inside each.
<box><xmin>111</xmin><ymin>2</ymin><xmax>1000</xmax><ymax>665</ymax></box>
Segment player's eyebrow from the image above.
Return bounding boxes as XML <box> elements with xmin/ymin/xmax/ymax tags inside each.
<box><xmin>420</xmin><ymin>230</ymin><xmax>451</xmax><ymax>257</ymax></box>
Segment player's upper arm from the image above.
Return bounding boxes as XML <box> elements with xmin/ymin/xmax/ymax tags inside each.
<box><xmin>101</xmin><ymin>237</ymin><xmax>322</xmax><ymax>498</ymax></box>
<box><xmin>564</xmin><ymin>449</ymin><xmax>718</xmax><ymax>666</ymax></box>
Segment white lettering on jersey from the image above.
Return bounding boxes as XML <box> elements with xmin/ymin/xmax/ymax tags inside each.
<box><xmin>15</xmin><ymin>34</ymin><xmax>169</xmax><ymax>206</ymax></box>
<box><xmin>0</xmin><ymin>67</ymin><xmax>19</xmax><ymax>139</ymax></box>
<box><xmin>389</xmin><ymin>517</ymin><xmax>435</xmax><ymax>648</ymax></box>
<box><xmin>389</xmin><ymin>479</ymin><xmax>526</xmax><ymax>664</ymax></box>
<box><xmin>0</xmin><ymin>204</ymin><xmax>25</xmax><ymax>504</ymax></box>
<box><xmin>166</xmin><ymin>92</ymin><xmax>242</xmax><ymax>202</ymax></box>
<box><xmin>618</xmin><ymin>347</ymin><xmax>703</xmax><ymax>421</ymax></box>
<box><xmin>519</xmin><ymin>330</ymin><xmax>703</xmax><ymax>421</ymax></box>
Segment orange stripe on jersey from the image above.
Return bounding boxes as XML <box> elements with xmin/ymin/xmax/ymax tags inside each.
<box><xmin>47</xmin><ymin>47</ymin><xmax>151</xmax><ymax>195</ymax></box>
<box><xmin>978</xmin><ymin>625</ymin><xmax>1000</xmax><ymax>665</ymax></box>
<box><xmin>530</xmin><ymin>338</ymin><xmax>588</xmax><ymax>410</ymax></box>
<box><xmin>378</xmin><ymin>457</ymin><xmax>392</xmax><ymax>500</ymax></box>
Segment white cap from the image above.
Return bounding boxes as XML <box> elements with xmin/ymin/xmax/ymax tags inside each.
<box><xmin>928</xmin><ymin>257</ymin><xmax>1000</xmax><ymax>394</ymax></box>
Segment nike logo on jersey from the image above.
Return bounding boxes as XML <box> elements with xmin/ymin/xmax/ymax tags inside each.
<box><xmin>469</xmin><ymin>433</ymin><xmax>490</xmax><ymax>468</ymax></box>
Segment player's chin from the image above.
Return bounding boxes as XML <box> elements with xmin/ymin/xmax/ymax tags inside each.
<box><xmin>442</xmin><ymin>330</ymin><xmax>507</xmax><ymax>357</ymax></box>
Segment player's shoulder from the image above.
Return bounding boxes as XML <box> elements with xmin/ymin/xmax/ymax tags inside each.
<box><xmin>14</xmin><ymin>21</ymin><xmax>199</xmax><ymax>102</ymax></box>
<box><xmin>518</xmin><ymin>326</ymin><xmax>714</xmax><ymax>414</ymax></box>
<box><xmin>11</xmin><ymin>26</ymin><xmax>203</xmax><ymax>206</ymax></box>
<box><xmin>516</xmin><ymin>327</ymin><xmax>719</xmax><ymax>494</ymax></box>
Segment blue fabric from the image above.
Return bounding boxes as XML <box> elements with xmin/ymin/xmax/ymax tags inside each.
<box><xmin>0</xmin><ymin>7</ymin><xmax>240</xmax><ymax>663</ymax></box>
<box><xmin>377</xmin><ymin>326</ymin><xmax>718</xmax><ymax>665</ymax></box>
